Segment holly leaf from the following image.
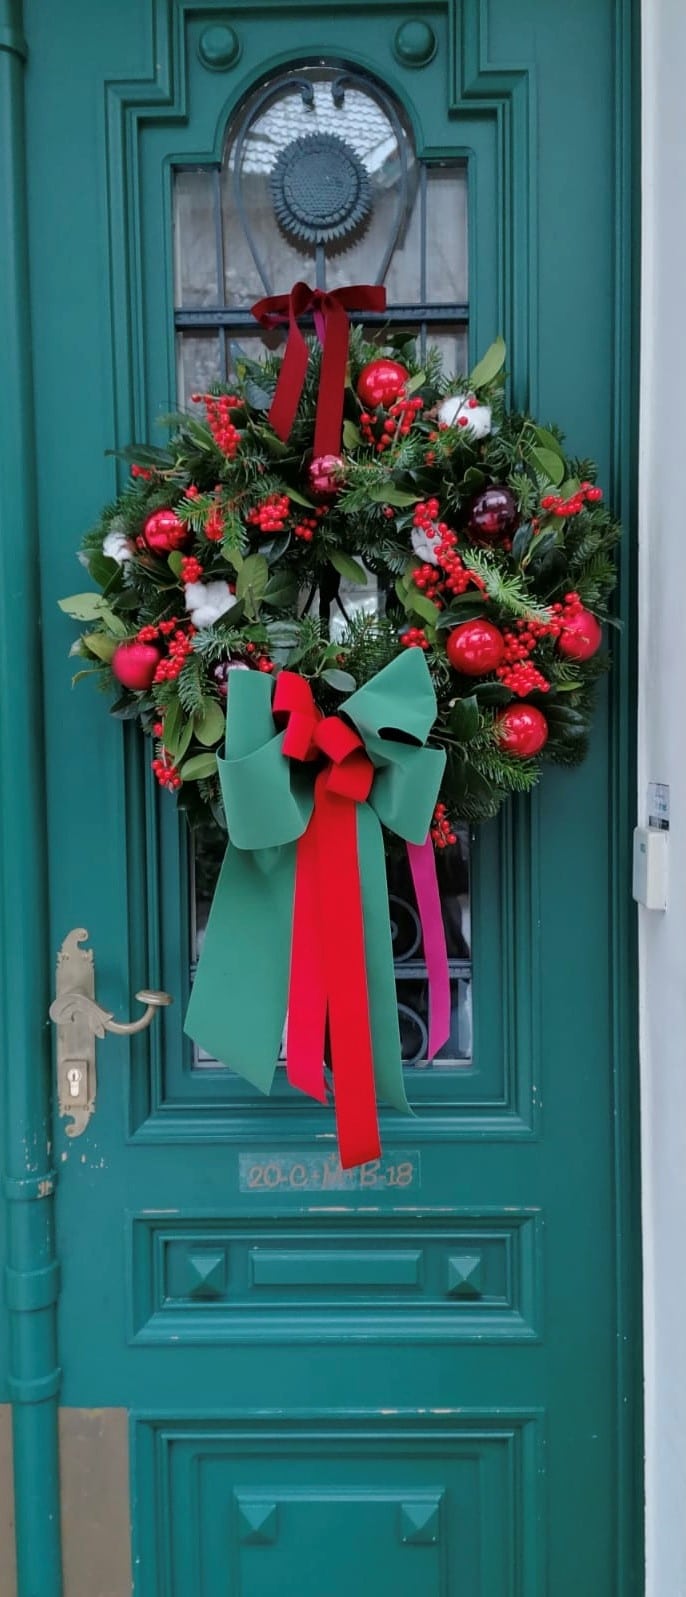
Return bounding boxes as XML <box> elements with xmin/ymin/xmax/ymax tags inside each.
<box><xmin>321</xmin><ymin>668</ymin><xmax>357</xmax><ymax>693</ymax></box>
<box><xmin>329</xmin><ymin>550</ymin><xmax>368</xmax><ymax>585</ymax></box>
<box><xmin>468</xmin><ymin>335</ymin><xmax>506</xmax><ymax>390</ymax></box>
<box><xmin>193</xmin><ymin>699</ymin><xmax>226</xmax><ymax>747</ymax></box>
<box><xmin>448</xmin><ymin>695</ymin><xmax>480</xmax><ymax>742</ymax></box>
<box><xmin>180</xmin><ymin>752</ymin><xmax>219</xmax><ymax>781</ymax></box>
<box><xmin>530</xmin><ymin>446</ymin><xmax>565</xmax><ymax>487</ymax></box>
<box><xmin>236</xmin><ymin>553</ymin><xmax>268</xmax><ymax>620</ymax></box>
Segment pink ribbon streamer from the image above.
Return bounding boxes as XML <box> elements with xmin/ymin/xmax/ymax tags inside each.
<box><xmin>406</xmin><ymin>838</ymin><xmax>451</xmax><ymax>1060</ymax></box>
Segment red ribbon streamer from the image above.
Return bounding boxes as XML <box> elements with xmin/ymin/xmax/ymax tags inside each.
<box><xmin>274</xmin><ymin>672</ymin><xmax>381</xmax><ymax>1168</ymax></box>
<box><xmin>251</xmin><ymin>281</ymin><xmax>387</xmax><ymax>458</ymax></box>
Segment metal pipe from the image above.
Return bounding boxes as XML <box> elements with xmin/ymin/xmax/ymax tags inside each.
<box><xmin>0</xmin><ymin>3</ymin><xmax>63</xmax><ymax>1592</ymax></box>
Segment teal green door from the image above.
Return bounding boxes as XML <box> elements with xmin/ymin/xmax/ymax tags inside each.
<box><xmin>24</xmin><ymin>0</ymin><xmax>639</xmax><ymax>1592</ymax></box>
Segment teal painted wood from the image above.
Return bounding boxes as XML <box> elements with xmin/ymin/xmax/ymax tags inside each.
<box><xmin>18</xmin><ymin>0</ymin><xmax>642</xmax><ymax>1592</ymax></box>
<box><xmin>0</xmin><ymin>2</ymin><xmax>63</xmax><ymax>1593</ymax></box>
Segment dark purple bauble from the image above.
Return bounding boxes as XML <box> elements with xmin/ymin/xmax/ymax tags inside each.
<box><xmin>468</xmin><ymin>485</ymin><xmax>518</xmax><ymax>540</ymax></box>
<box><xmin>211</xmin><ymin>658</ymin><xmax>249</xmax><ymax>698</ymax></box>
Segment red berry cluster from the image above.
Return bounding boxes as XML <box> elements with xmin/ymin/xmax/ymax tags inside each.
<box><xmin>359</xmin><ymin>394</ymin><xmax>423</xmax><ymax>453</ymax></box>
<box><xmin>153</xmin><ymin>626</ymin><xmax>196</xmax><ymax>684</ymax></box>
<box><xmin>455</xmin><ymin>396</ymin><xmax>482</xmax><ymax>429</ymax></box>
<box><xmin>192</xmin><ymin>392</ymin><xmax>243</xmax><ymax>458</ymax></box>
<box><xmin>496</xmin><ymin>618</ymin><xmax>552</xmax><ymax>696</ymax></box>
<box><xmin>205</xmin><ymin>504</ymin><xmax>224</xmax><ymax>542</ymax></box>
<box><xmin>430</xmin><ymin>802</ymin><xmax>457</xmax><ymax>849</ymax></box>
<box><xmin>247</xmin><ymin>493</ymin><xmax>291</xmax><ymax>534</ymax></box>
<box><xmin>541</xmin><ymin>481</ymin><xmax>603</xmax><ymax>517</ymax></box>
<box><xmin>243</xmin><ymin>641</ymin><xmax>275</xmax><ymax>673</ymax></box>
<box><xmin>412</xmin><ymin>501</ymin><xmax>484</xmax><ymax>600</ymax></box>
<box><xmin>401</xmin><ymin>627</ymin><xmax>430</xmax><ymax>650</ymax></box>
<box><xmin>548</xmin><ymin>591</ymin><xmax>585</xmax><ymax>635</ymax></box>
<box><xmin>293</xmin><ymin>510</ymin><xmax>327</xmax><ymax>541</ymax></box>
<box><xmin>180</xmin><ymin>556</ymin><xmax>204</xmax><ymax>584</ymax></box>
<box><xmin>130</xmin><ymin>463</ymin><xmax>152</xmax><ymax>480</ymax></box>
<box><xmin>151</xmin><ymin>753</ymin><xmax>182</xmax><ymax>790</ymax></box>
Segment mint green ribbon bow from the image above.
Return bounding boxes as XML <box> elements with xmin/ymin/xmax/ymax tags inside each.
<box><xmin>184</xmin><ymin>650</ymin><xmax>446</xmax><ymax>1113</ymax></box>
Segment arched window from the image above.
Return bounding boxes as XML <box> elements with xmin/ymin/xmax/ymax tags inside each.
<box><xmin>173</xmin><ymin>63</ymin><xmax>472</xmax><ymax>1067</ymax></box>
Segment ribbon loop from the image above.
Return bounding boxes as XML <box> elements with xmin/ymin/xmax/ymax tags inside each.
<box><xmin>251</xmin><ymin>281</ymin><xmax>387</xmax><ymax>456</ymax></box>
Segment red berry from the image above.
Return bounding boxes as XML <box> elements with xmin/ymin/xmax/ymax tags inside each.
<box><xmin>446</xmin><ymin>620</ymin><xmax>505</xmax><ymax>675</ymax></box>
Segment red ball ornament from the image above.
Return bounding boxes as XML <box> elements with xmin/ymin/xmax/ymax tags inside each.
<box><xmin>496</xmin><ymin>704</ymin><xmax>549</xmax><ymax>757</ymax></box>
<box><xmin>308</xmin><ymin>455</ymin><xmax>344</xmax><ymax>497</ymax></box>
<box><xmin>111</xmin><ymin>641</ymin><xmax>160</xmax><ymax>691</ymax></box>
<box><xmin>468</xmin><ymin>485</ymin><xmax>518</xmax><ymax>540</ymax></box>
<box><xmin>558</xmin><ymin>607</ymin><xmax>602</xmax><ymax>661</ymax></box>
<box><xmin>143</xmin><ymin>508</ymin><xmax>190</xmax><ymax>554</ymax></box>
<box><xmin>357</xmin><ymin>359</ymin><xmax>409</xmax><ymax>409</ymax></box>
<box><xmin>446</xmin><ymin>619</ymin><xmax>505</xmax><ymax>676</ymax></box>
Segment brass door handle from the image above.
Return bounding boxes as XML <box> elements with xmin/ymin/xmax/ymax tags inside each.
<box><xmin>49</xmin><ymin>929</ymin><xmax>172</xmax><ymax>1137</ymax></box>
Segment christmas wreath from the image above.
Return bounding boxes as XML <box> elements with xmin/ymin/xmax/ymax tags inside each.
<box><xmin>61</xmin><ymin>282</ymin><xmax>620</xmax><ymax>1168</ymax></box>
<box><xmin>62</xmin><ymin>302</ymin><xmax>618</xmax><ymax>841</ymax></box>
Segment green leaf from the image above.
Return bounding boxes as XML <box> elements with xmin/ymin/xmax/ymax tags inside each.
<box><xmin>264</xmin><ymin>570</ymin><xmax>300</xmax><ymax>609</ymax></box>
<box><xmin>474</xmin><ymin>681</ymin><xmax>513</xmax><ymax>705</ymax></box>
<box><xmin>71</xmin><ymin>667</ymin><xmax>101</xmax><ymax>686</ymax></box>
<box><xmin>530</xmin><ymin>447</ymin><xmax>565</xmax><ymax>487</ymax></box>
<box><xmin>167</xmin><ymin>550</ymin><xmax>183</xmax><ymax>578</ymax></box>
<box><xmin>180</xmin><ymin>752</ymin><xmax>218</xmax><ymax>781</ymax></box>
<box><xmin>329</xmin><ymin>550</ymin><xmax>368</xmax><ymax>585</ymax></box>
<box><xmin>468</xmin><ymin>335</ymin><xmax>506</xmax><ymax>390</ymax></box>
<box><xmin>58</xmin><ymin>592</ymin><xmax>111</xmax><ymax>621</ymax></box>
<box><xmin>535</xmin><ymin>426</ymin><xmax>566</xmax><ymax>459</ymax></box>
<box><xmin>448</xmin><ymin>695</ymin><xmax>480</xmax><ymax>742</ymax></box>
<box><xmin>222</xmin><ymin>543</ymin><xmax>244</xmax><ymax>572</ymax></box>
<box><xmin>193</xmin><ymin>699</ymin><xmax>226</xmax><ymax>747</ymax></box>
<box><xmin>81</xmin><ymin>632</ymin><xmax>117</xmax><ymax>663</ymax></box>
<box><xmin>559</xmin><ymin>476</ymin><xmax>581</xmax><ymax>499</ymax></box>
<box><xmin>461</xmin><ymin>467</ymin><xmax>487</xmax><ymax>492</ymax></box>
<box><xmin>435</xmin><ymin>599</ymin><xmax>488</xmax><ymax>629</ymax></box>
<box><xmin>160</xmin><ymin>698</ymin><xmax>187</xmax><ymax>760</ymax></box>
<box><xmin>236</xmin><ymin>553</ymin><xmax>268</xmax><ymax>620</ymax></box>
<box><xmin>406</xmin><ymin>370</ymin><xmax>426</xmax><ymax>394</ymax></box>
<box><xmin>511</xmin><ymin>523</ymin><xmax>533</xmax><ymax>565</ymax></box>
<box><xmin>523</xmin><ymin>530</ymin><xmax>559</xmax><ymax>564</ymax></box>
<box><xmin>260</xmin><ymin>533</ymin><xmax>291</xmax><ymax>564</ymax></box>
<box><xmin>286</xmin><ymin>487</ymin><xmax>316</xmax><ymax>508</ymax></box>
<box><xmin>320</xmin><ymin>667</ymin><xmax>357</xmax><ymax>693</ymax></box>
<box><xmin>87</xmin><ymin>551</ymin><xmax>119</xmax><ymax>588</ymax></box>
<box><xmin>368</xmin><ymin>483</ymin><xmax>420</xmax><ymax>507</ymax></box>
<box><xmin>406</xmin><ymin>588</ymin><xmax>441</xmax><ymax>626</ymax></box>
<box><xmin>342</xmin><ymin>419</ymin><xmax>362</xmax><ymax>449</ymax></box>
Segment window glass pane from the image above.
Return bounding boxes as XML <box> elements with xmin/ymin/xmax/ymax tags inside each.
<box><xmin>425</xmin><ymin>165</ymin><xmax>469</xmax><ymax>303</ymax></box>
<box><xmin>177</xmin><ymin>333</ymin><xmax>223</xmax><ymax>406</ymax></box>
<box><xmin>173</xmin><ymin>168</ymin><xmax>219</xmax><ymax>307</ymax></box>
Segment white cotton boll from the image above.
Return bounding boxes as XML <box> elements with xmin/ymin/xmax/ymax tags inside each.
<box><xmin>102</xmin><ymin>528</ymin><xmax>133</xmax><ymax>564</ymax></box>
<box><xmin>411</xmin><ymin>525</ymin><xmax>440</xmax><ymax>566</ymax></box>
<box><xmin>184</xmin><ymin>580</ymin><xmax>237</xmax><ymax>628</ymax></box>
<box><xmin>438</xmin><ymin>392</ymin><xmax>492</xmax><ymax>439</ymax></box>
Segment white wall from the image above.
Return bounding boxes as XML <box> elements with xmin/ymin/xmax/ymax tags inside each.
<box><xmin>639</xmin><ymin>4</ymin><xmax>686</xmax><ymax>1592</ymax></box>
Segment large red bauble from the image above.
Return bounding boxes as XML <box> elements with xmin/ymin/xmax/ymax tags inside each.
<box><xmin>308</xmin><ymin>455</ymin><xmax>344</xmax><ymax>497</ymax></box>
<box><xmin>468</xmin><ymin>485</ymin><xmax>518</xmax><ymax>540</ymax></box>
<box><xmin>356</xmin><ymin>358</ymin><xmax>408</xmax><ymax>408</ymax></box>
<box><xmin>558</xmin><ymin>607</ymin><xmax>602</xmax><ymax>661</ymax></box>
<box><xmin>111</xmin><ymin>641</ymin><xmax>160</xmax><ymax>691</ymax></box>
<box><xmin>446</xmin><ymin>619</ymin><xmax>505</xmax><ymax>675</ymax></box>
<box><xmin>143</xmin><ymin>508</ymin><xmax>189</xmax><ymax>553</ymax></box>
<box><xmin>496</xmin><ymin>704</ymin><xmax>549</xmax><ymax>757</ymax></box>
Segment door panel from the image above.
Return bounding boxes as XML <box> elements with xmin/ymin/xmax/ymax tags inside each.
<box><xmin>25</xmin><ymin>0</ymin><xmax>639</xmax><ymax>1592</ymax></box>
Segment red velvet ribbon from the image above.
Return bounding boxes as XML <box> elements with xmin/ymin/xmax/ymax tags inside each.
<box><xmin>273</xmin><ymin>671</ymin><xmax>381</xmax><ymax>1168</ymax></box>
<box><xmin>251</xmin><ymin>281</ymin><xmax>387</xmax><ymax>458</ymax></box>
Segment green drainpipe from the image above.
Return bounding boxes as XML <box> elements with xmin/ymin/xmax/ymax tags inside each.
<box><xmin>0</xmin><ymin>3</ymin><xmax>63</xmax><ymax>1594</ymax></box>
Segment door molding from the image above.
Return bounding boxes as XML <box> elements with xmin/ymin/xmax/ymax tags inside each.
<box><xmin>0</xmin><ymin>2</ymin><xmax>63</xmax><ymax>1593</ymax></box>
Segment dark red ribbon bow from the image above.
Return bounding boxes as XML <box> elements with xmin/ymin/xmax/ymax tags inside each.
<box><xmin>273</xmin><ymin>670</ymin><xmax>381</xmax><ymax>1169</ymax></box>
<box><xmin>251</xmin><ymin>281</ymin><xmax>387</xmax><ymax>458</ymax></box>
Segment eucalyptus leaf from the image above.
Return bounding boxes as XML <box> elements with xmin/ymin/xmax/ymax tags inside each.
<box><xmin>468</xmin><ymin>335</ymin><xmax>506</xmax><ymax>390</ymax></box>
<box><xmin>193</xmin><ymin>699</ymin><xmax>226</xmax><ymax>747</ymax></box>
<box><xmin>243</xmin><ymin>378</ymin><xmax>273</xmax><ymax>411</ymax></box>
<box><xmin>81</xmin><ymin>632</ymin><xmax>117</xmax><ymax>664</ymax></box>
<box><xmin>321</xmin><ymin>667</ymin><xmax>357</xmax><ymax>693</ymax></box>
<box><xmin>530</xmin><ymin>446</ymin><xmax>565</xmax><ymax>487</ymax></box>
<box><xmin>180</xmin><ymin>752</ymin><xmax>219</xmax><ymax>781</ymax></box>
<box><xmin>342</xmin><ymin>419</ymin><xmax>362</xmax><ymax>449</ymax></box>
<box><xmin>329</xmin><ymin>550</ymin><xmax>368</xmax><ymax>585</ymax></box>
<box><xmin>58</xmin><ymin>592</ymin><xmax>111</xmax><ymax>622</ymax></box>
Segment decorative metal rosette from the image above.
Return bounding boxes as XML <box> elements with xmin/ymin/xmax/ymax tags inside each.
<box><xmin>270</xmin><ymin>132</ymin><xmax>372</xmax><ymax>250</ymax></box>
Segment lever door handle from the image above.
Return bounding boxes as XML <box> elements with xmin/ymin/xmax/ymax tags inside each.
<box><xmin>49</xmin><ymin>929</ymin><xmax>172</xmax><ymax>1137</ymax></box>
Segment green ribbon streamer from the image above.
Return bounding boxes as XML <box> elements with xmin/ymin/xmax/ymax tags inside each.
<box><xmin>185</xmin><ymin>650</ymin><xmax>446</xmax><ymax>1113</ymax></box>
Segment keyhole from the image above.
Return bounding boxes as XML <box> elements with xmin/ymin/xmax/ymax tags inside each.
<box><xmin>67</xmin><ymin>1067</ymin><xmax>83</xmax><ymax>1098</ymax></box>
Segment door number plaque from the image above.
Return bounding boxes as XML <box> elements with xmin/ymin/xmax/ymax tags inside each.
<box><xmin>239</xmin><ymin>1150</ymin><xmax>421</xmax><ymax>1193</ymax></box>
